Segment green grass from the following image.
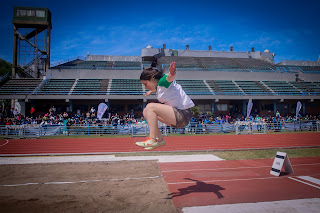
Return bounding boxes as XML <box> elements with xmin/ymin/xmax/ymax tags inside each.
<box><xmin>212</xmin><ymin>148</ymin><xmax>320</xmax><ymax>160</ymax></box>
<box><xmin>115</xmin><ymin>148</ymin><xmax>320</xmax><ymax>160</ymax></box>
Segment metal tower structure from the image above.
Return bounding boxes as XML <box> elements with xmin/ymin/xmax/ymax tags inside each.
<box><xmin>12</xmin><ymin>6</ymin><xmax>52</xmax><ymax>78</ymax></box>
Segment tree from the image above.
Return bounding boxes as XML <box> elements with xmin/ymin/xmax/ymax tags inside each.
<box><xmin>191</xmin><ymin>106</ymin><xmax>201</xmax><ymax>117</ymax></box>
<box><xmin>0</xmin><ymin>58</ymin><xmax>11</xmax><ymax>77</ymax></box>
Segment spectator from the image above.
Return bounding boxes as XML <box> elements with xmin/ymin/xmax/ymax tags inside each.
<box><xmin>52</xmin><ymin>106</ymin><xmax>56</xmax><ymax>115</ymax></box>
<box><xmin>63</xmin><ymin>112</ymin><xmax>69</xmax><ymax>119</ymax></box>
<box><xmin>13</xmin><ymin>108</ymin><xmax>19</xmax><ymax>118</ymax></box>
<box><xmin>30</xmin><ymin>107</ymin><xmax>35</xmax><ymax>118</ymax></box>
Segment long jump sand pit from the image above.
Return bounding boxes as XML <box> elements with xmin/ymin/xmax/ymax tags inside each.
<box><xmin>0</xmin><ymin>160</ymin><xmax>176</xmax><ymax>212</ymax></box>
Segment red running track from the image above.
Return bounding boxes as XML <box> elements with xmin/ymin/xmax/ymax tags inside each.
<box><xmin>159</xmin><ymin>157</ymin><xmax>320</xmax><ymax>209</ymax></box>
<box><xmin>0</xmin><ymin>133</ymin><xmax>319</xmax><ymax>155</ymax></box>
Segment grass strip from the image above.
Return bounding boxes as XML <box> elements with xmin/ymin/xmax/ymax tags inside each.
<box><xmin>115</xmin><ymin>148</ymin><xmax>320</xmax><ymax>160</ymax></box>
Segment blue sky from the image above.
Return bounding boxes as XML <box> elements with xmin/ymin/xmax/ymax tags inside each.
<box><xmin>1</xmin><ymin>0</ymin><xmax>320</xmax><ymax>64</ymax></box>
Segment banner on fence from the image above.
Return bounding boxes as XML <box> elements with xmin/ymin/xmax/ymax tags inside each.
<box><xmin>97</xmin><ymin>103</ymin><xmax>108</xmax><ymax>120</ymax></box>
<box><xmin>296</xmin><ymin>101</ymin><xmax>302</xmax><ymax>120</ymax></box>
<box><xmin>246</xmin><ymin>100</ymin><xmax>253</xmax><ymax>118</ymax></box>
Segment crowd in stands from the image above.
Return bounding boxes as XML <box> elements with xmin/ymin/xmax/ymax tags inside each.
<box><xmin>0</xmin><ymin>105</ymin><xmax>319</xmax><ymax>128</ymax></box>
<box><xmin>0</xmin><ymin>106</ymin><xmax>147</xmax><ymax>127</ymax></box>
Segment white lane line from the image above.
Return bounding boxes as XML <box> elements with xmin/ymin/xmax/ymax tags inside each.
<box><xmin>167</xmin><ymin>176</ymin><xmax>284</xmax><ymax>185</ymax></box>
<box><xmin>162</xmin><ymin>163</ymin><xmax>320</xmax><ymax>173</ymax></box>
<box><xmin>2</xmin><ymin>180</ymin><xmax>102</xmax><ymax>187</ymax></box>
<box><xmin>110</xmin><ymin>175</ymin><xmax>161</xmax><ymax>181</ymax></box>
<box><xmin>162</xmin><ymin>166</ymin><xmax>271</xmax><ymax>173</ymax></box>
<box><xmin>288</xmin><ymin>176</ymin><xmax>320</xmax><ymax>190</ymax></box>
<box><xmin>1</xmin><ymin>175</ymin><xmax>162</xmax><ymax>187</ymax></box>
<box><xmin>2</xmin><ymin>182</ymin><xmax>39</xmax><ymax>187</ymax></box>
<box><xmin>298</xmin><ymin>176</ymin><xmax>320</xmax><ymax>185</ymax></box>
<box><xmin>0</xmin><ymin>139</ymin><xmax>9</xmax><ymax>147</ymax></box>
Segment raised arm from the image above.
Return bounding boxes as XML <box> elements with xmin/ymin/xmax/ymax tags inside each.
<box><xmin>167</xmin><ymin>62</ymin><xmax>176</xmax><ymax>82</ymax></box>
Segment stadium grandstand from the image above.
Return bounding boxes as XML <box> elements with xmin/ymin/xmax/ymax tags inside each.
<box><xmin>1</xmin><ymin>44</ymin><xmax>320</xmax><ymax>118</ymax></box>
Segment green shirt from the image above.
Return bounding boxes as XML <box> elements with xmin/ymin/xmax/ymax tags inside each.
<box><xmin>158</xmin><ymin>74</ymin><xmax>172</xmax><ymax>88</ymax></box>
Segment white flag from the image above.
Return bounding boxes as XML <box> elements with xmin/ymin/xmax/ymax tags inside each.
<box><xmin>296</xmin><ymin>101</ymin><xmax>302</xmax><ymax>120</ymax></box>
<box><xmin>97</xmin><ymin>103</ymin><xmax>108</xmax><ymax>120</ymax></box>
<box><xmin>246</xmin><ymin>100</ymin><xmax>253</xmax><ymax>118</ymax></box>
<box><xmin>14</xmin><ymin>101</ymin><xmax>21</xmax><ymax>113</ymax></box>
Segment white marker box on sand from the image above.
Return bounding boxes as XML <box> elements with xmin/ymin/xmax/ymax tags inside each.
<box><xmin>270</xmin><ymin>151</ymin><xmax>294</xmax><ymax>176</ymax></box>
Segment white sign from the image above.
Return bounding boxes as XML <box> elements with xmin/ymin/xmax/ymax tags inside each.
<box><xmin>270</xmin><ymin>151</ymin><xmax>294</xmax><ymax>176</ymax></box>
<box><xmin>296</xmin><ymin>101</ymin><xmax>302</xmax><ymax>120</ymax></box>
<box><xmin>246</xmin><ymin>100</ymin><xmax>253</xmax><ymax>118</ymax></box>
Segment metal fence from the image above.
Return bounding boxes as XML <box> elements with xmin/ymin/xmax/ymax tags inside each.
<box><xmin>0</xmin><ymin>121</ymin><xmax>319</xmax><ymax>138</ymax></box>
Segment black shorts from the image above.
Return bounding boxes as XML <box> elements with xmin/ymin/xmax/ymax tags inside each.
<box><xmin>171</xmin><ymin>108</ymin><xmax>192</xmax><ymax>129</ymax></box>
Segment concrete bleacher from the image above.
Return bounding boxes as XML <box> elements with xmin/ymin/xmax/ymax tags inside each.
<box><xmin>51</xmin><ymin>60</ymin><xmax>141</xmax><ymax>70</ymax></box>
<box><xmin>235</xmin><ymin>81</ymin><xmax>272</xmax><ymax>95</ymax></box>
<box><xmin>51</xmin><ymin>56</ymin><xmax>320</xmax><ymax>75</ymax></box>
<box><xmin>50</xmin><ymin>58</ymin><xmax>84</xmax><ymax>68</ymax></box>
<box><xmin>108</xmin><ymin>79</ymin><xmax>143</xmax><ymax>95</ymax></box>
<box><xmin>314</xmin><ymin>82</ymin><xmax>320</xmax><ymax>88</ymax></box>
<box><xmin>290</xmin><ymin>81</ymin><xmax>320</xmax><ymax>93</ymax></box>
<box><xmin>303</xmin><ymin>82</ymin><xmax>320</xmax><ymax>92</ymax></box>
<box><xmin>207</xmin><ymin>80</ymin><xmax>244</xmax><ymax>95</ymax></box>
<box><xmin>72</xmin><ymin>79</ymin><xmax>108</xmax><ymax>95</ymax></box>
<box><xmin>158</xmin><ymin>56</ymin><xmax>200</xmax><ymax>65</ymax></box>
<box><xmin>299</xmin><ymin>66</ymin><xmax>320</xmax><ymax>73</ymax></box>
<box><xmin>233</xmin><ymin>58</ymin><xmax>274</xmax><ymax>68</ymax></box>
<box><xmin>157</xmin><ymin>56</ymin><xmax>275</xmax><ymax>72</ymax></box>
<box><xmin>1</xmin><ymin>77</ymin><xmax>320</xmax><ymax>97</ymax></box>
<box><xmin>176</xmin><ymin>80</ymin><xmax>212</xmax><ymax>95</ymax></box>
<box><xmin>204</xmin><ymin>58</ymin><xmax>275</xmax><ymax>72</ymax></box>
<box><xmin>75</xmin><ymin>61</ymin><xmax>108</xmax><ymax>68</ymax></box>
<box><xmin>275</xmin><ymin>65</ymin><xmax>320</xmax><ymax>73</ymax></box>
<box><xmin>113</xmin><ymin>61</ymin><xmax>141</xmax><ymax>69</ymax></box>
<box><xmin>38</xmin><ymin>79</ymin><xmax>75</xmax><ymax>95</ymax></box>
<box><xmin>263</xmin><ymin>81</ymin><xmax>301</xmax><ymax>95</ymax></box>
<box><xmin>0</xmin><ymin>78</ymin><xmax>42</xmax><ymax>95</ymax></box>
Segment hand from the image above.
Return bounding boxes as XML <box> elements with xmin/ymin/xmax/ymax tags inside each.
<box><xmin>168</xmin><ymin>62</ymin><xmax>176</xmax><ymax>77</ymax></box>
<box><xmin>145</xmin><ymin>90</ymin><xmax>155</xmax><ymax>96</ymax></box>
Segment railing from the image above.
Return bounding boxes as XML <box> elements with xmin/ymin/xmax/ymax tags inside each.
<box><xmin>212</xmin><ymin>92</ymin><xmax>245</xmax><ymax>96</ymax></box>
<box><xmin>1</xmin><ymin>121</ymin><xmax>318</xmax><ymax>138</ymax></box>
<box><xmin>71</xmin><ymin>91</ymin><xmax>108</xmax><ymax>95</ymax></box>
<box><xmin>34</xmin><ymin>91</ymin><xmax>72</xmax><ymax>95</ymax></box>
<box><xmin>0</xmin><ymin>72</ymin><xmax>10</xmax><ymax>84</ymax></box>
<box><xmin>33</xmin><ymin>74</ymin><xmax>51</xmax><ymax>94</ymax></box>
<box><xmin>107</xmin><ymin>91</ymin><xmax>144</xmax><ymax>95</ymax></box>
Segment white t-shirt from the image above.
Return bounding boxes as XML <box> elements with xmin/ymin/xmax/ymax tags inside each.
<box><xmin>156</xmin><ymin>74</ymin><xmax>195</xmax><ymax>110</ymax></box>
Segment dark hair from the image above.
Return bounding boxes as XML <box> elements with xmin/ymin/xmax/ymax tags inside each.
<box><xmin>140</xmin><ymin>67</ymin><xmax>164</xmax><ymax>81</ymax></box>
